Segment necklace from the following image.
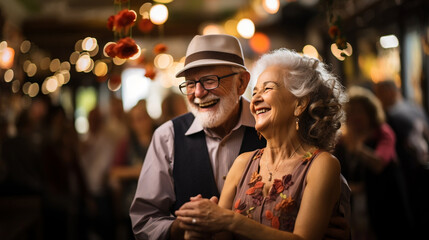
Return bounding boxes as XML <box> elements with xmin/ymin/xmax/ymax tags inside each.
<box><xmin>265</xmin><ymin>146</ymin><xmax>300</xmax><ymax>182</ymax></box>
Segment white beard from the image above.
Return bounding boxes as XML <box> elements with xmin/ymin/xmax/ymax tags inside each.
<box><xmin>189</xmin><ymin>89</ymin><xmax>240</xmax><ymax>128</ymax></box>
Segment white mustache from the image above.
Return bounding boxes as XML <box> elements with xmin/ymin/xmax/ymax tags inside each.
<box><xmin>193</xmin><ymin>95</ymin><xmax>218</xmax><ymax>105</ymax></box>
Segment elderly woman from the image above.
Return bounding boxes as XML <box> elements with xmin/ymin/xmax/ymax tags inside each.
<box><xmin>175</xmin><ymin>48</ymin><xmax>350</xmax><ymax>240</ymax></box>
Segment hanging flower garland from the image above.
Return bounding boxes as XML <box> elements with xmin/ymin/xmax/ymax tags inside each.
<box><xmin>325</xmin><ymin>0</ymin><xmax>347</xmax><ymax>50</ymax></box>
<box><xmin>105</xmin><ymin>0</ymin><xmax>139</xmax><ymax>59</ymax></box>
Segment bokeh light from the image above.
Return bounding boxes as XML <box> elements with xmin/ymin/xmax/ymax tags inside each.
<box><xmin>237</xmin><ymin>18</ymin><xmax>255</xmax><ymax>39</ymax></box>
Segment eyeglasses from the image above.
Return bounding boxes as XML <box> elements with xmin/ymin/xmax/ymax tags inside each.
<box><xmin>179</xmin><ymin>72</ymin><xmax>238</xmax><ymax>95</ymax></box>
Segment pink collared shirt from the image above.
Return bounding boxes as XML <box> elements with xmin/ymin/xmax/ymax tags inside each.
<box><xmin>130</xmin><ymin>98</ymin><xmax>256</xmax><ymax>240</ymax></box>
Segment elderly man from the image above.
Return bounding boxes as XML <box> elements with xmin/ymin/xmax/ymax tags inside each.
<box><xmin>130</xmin><ymin>34</ymin><xmax>348</xmax><ymax>240</ymax></box>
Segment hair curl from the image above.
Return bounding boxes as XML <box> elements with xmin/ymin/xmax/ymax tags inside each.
<box><xmin>251</xmin><ymin>48</ymin><xmax>347</xmax><ymax>151</ymax></box>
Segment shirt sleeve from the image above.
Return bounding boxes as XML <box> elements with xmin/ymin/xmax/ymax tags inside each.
<box><xmin>129</xmin><ymin>121</ymin><xmax>176</xmax><ymax>240</ymax></box>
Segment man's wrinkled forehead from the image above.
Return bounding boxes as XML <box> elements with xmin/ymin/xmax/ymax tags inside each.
<box><xmin>184</xmin><ymin>65</ymin><xmax>232</xmax><ymax>78</ymax></box>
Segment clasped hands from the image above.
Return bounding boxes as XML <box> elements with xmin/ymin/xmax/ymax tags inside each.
<box><xmin>175</xmin><ymin>194</ymin><xmax>232</xmax><ymax>239</ymax></box>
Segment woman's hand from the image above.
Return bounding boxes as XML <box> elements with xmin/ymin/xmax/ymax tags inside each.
<box><xmin>175</xmin><ymin>196</ymin><xmax>233</xmax><ymax>233</ymax></box>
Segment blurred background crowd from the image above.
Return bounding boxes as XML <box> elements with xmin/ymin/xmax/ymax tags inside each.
<box><xmin>1</xmin><ymin>0</ymin><xmax>429</xmax><ymax>240</ymax></box>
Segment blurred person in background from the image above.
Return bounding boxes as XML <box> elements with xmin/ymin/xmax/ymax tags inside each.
<box><xmin>79</xmin><ymin>106</ymin><xmax>116</xmax><ymax>240</ymax></box>
<box><xmin>40</xmin><ymin>105</ymin><xmax>88</xmax><ymax>240</ymax></box>
<box><xmin>374</xmin><ymin>80</ymin><xmax>429</xmax><ymax>238</ymax></box>
<box><xmin>158</xmin><ymin>90</ymin><xmax>189</xmax><ymax>125</ymax></box>
<box><xmin>335</xmin><ymin>86</ymin><xmax>413</xmax><ymax>240</ymax></box>
<box><xmin>110</xmin><ymin>99</ymin><xmax>157</xmax><ymax>240</ymax></box>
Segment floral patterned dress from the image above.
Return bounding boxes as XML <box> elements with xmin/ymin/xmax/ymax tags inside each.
<box><xmin>232</xmin><ymin>148</ymin><xmax>351</xmax><ymax>237</ymax></box>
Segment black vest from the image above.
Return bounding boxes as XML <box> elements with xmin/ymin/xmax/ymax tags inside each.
<box><xmin>171</xmin><ymin>112</ymin><xmax>266</xmax><ymax>213</ymax></box>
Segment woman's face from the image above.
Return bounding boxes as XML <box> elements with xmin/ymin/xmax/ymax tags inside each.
<box><xmin>250</xmin><ymin>66</ymin><xmax>296</xmax><ymax>135</ymax></box>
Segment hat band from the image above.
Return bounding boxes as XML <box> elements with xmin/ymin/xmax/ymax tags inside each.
<box><xmin>185</xmin><ymin>51</ymin><xmax>244</xmax><ymax>66</ymax></box>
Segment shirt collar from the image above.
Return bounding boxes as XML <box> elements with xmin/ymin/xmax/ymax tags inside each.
<box><xmin>185</xmin><ymin>97</ymin><xmax>255</xmax><ymax>136</ymax></box>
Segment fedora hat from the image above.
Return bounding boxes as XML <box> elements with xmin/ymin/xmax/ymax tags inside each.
<box><xmin>175</xmin><ymin>34</ymin><xmax>247</xmax><ymax>78</ymax></box>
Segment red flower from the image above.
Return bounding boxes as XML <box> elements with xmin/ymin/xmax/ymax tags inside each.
<box><xmin>138</xmin><ymin>19</ymin><xmax>154</xmax><ymax>33</ymax></box>
<box><xmin>115</xmin><ymin>37</ymin><xmax>139</xmax><ymax>59</ymax></box>
<box><xmin>107</xmin><ymin>15</ymin><xmax>115</xmax><ymax>31</ymax></box>
<box><xmin>105</xmin><ymin>43</ymin><xmax>118</xmax><ymax>58</ymax></box>
<box><xmin>328</xmin><ymin>25</ymin><xmax>340</xmax><ymax>39</ymax></box>
<box><xmin>144</xmin><ymin>65</ymin><xmax>157</xmax><ymax>80</ymax></box>
<box><xmin>115</xmin><ymin>9</ymin><xmax>137</xmax><ymax>29</ymax></box>
<box><xmin>153</xmin><ymin>43</ymin><xmax>168</xmax><ymax>54</ymax></box>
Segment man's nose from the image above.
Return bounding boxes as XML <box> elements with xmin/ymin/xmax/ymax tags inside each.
<box><xmin>194</xmin><ymin>82</ymin><xmax>208</xmax><ymax>98</ymax></box>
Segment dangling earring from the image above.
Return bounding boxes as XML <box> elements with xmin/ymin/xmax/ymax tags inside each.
<box><xmin>295</xmin><ymin>117</ymin><xmax>299</xmax><ymax>131</ymax></box>
<box><xmin>257</xmin><ymin>131</ymin><xmax>263</xmax><ymax>140</ymax></box>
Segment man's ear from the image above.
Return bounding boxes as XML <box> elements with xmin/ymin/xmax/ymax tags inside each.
<box><xmin>237</xmin><ymin>71</ymin><xmax>250</xmax><ymax>95</ymax></box>
<box><xmin>294</xmin><ymin>96</ymin><xmax>310</xmax><ymax>116</ymax></box>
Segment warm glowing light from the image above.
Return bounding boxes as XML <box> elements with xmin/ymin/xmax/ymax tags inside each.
<box><xmin>55</xmin><ymin>73</ymin><xmax>65</xmax><ymax>85</ymax></box>
<box><xmin>380</xmin><ymin>34</ymin><xmax>399</xmax><ymax>49</ymax></box>
<box><xmin>50</xmin><ymin>58</ymin><xmax>61</xmax><ymax>72</ymax></box>
<box><xmin>139</xmin><ymin>2</ymin><xmax>152</xmax><ymax>16</ymax></box>
<box><xmin>154</xmin><ymin>53</ymin><xmax>173</xmax><ymax>69</ymax></box>
<box><xmin>237</xmin><ymin>18</ymin><xmax>255</xmax><ymax>39</ymax></box>
<box><xmin>0</xmin><ymin>41</ymin><xmax>7</xmax><ymax>51</ymax></box>
<box><xmin>75</xmin><ymin>39</ymin><xmax>83</xmax><ymax>52</ymax></box>
<box><xmin>4</xmin><ymin>69</ymin><xmax>14</xmax><ymax>82</ymax></box>
<box><xmin>75</xmin><ymin>116</ymin><xmax>89</xmax><ymax>134</ymax></box>
<box><xmin>22</xmin><ymin>82</ymin><xmax>31</xmax><ymax>94</ymax></box>
<box><xmin>94</xmin><ymin>61</ymin><xmax>108</xmax><ymax>77</ymax></box>
<box><xmin>302</xmin><ymin>45</ymin><xmax>319</xmax><ymax>59</ymax></box>
<box><xmin>28</xmin><ymin>83</ymin><xmax>40</xmax><ymax>97</ymax></box>
<box><xmin>46</xmin><ymin>77</ymin><xmax>59</xmax><ymax>92</ymax></box>
<box><xmin>343</xmin><ymin>42</ymin><xmax>353</xmax><ymax>56</ymax></box>
<box><xmin>113</xmin><ymin>57</ymin><xmax>126</xmax><ymax>65</ymax></box>
<box><xmin>0</xmin><ymin>47</ymin><xmax>15</xmax><ymax>69</ymax></box>
<box><xmin>224</xmin><ymin>19</ymin><xmax>238</xmax><ymax>35</ymax></box>
<box><xmin>26</xmin><ymin>63</ymin><xmax>37</xmax><ymax>77</ymax></box>
<box><xmin>60</xmin><ymin>61</ymin><xmax>71</xmax><ymax>71</ymax></box>
<box><xmin>202</xmin><ymin>24</ymin><xmax>223</xmax><ymax>35</ymax></box>
<box><xmin>331</xmin><ymin>43</ymin><xmax>345</xmax><ymax>61</ymax></box>
<box><xmin>83</xmin><ymin>59</ymin><xmax>94</xmax><ymax>73</ymax></box>
<box><xmin>82</xmin><ymin>37</ymin><xmax>97</xmax><ymax>52</ymax></box>
<box><xmin>153</xmin><ymin>0</ymin><xmax>173</xmax><ymax>3</ymax></box>
<box><xmin>150</xmin><ymin>4</ymin><xmax>168</xmax><ymax>25</ymax></box>
<box><xmin>249</xmin><ymin>32</ymin><xmax>270</xmax><ymax>54</ymax></box>
<box><xmin>62</xmin><ymin>71</ymin><xmax>71</xmax><ymax>84</ymax></box>
<box><xmin>70</xmin><ymin>51</ymin><xmax>80</xmax><ymax>64</ymax></box>
<box><xmin>263</xmin><ymin>0</ymin><xmax>280</xmax><ymax>14</ymax></box>
<box><xmin>12</xmin><ymin>80</ymin><xmax>20</xmax><ymax>93</ymax></box>
<box><xmin>76</xmin><ymin>54</ymin><xmax>92</xmax><ymax>72</ymax></box>
<box><xmin>20</xmin><ymin>40</ymin><xmax>31</xmax><ymax>54</ymax></box>
<box><xmin>89</xmin><ymin>44</ymin><xmax>99</xmax><ymax>57</ymax></box>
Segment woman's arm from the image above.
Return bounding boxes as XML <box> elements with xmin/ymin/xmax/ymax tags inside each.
<box><xmin>176</xmin><ymin>152</ymin><xmax>342</xmax><ymax>240</ymax></box>
<box><xmin>293</xmin><ymin>152</ymin><xmax>341</xmax><ymax>240</ymax></box>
